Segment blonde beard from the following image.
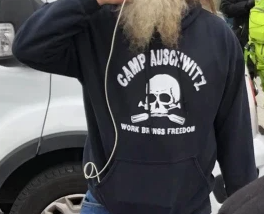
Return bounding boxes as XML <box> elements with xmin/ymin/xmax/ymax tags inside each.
<box><xmin>118</xmin><ymin>0</ymin><xmax>190</xmax><ymax>51</ymax></box>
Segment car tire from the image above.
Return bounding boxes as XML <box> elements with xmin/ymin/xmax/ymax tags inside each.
<box><xmin>10</xmin><ymin>163</ymin><xmax>87</xmax><ymax>214</ymax></box>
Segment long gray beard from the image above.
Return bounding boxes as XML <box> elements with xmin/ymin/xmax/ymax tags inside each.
<box><xmin>119</xmin><ymin>0</ymin><xmax>190</xmax><ymax>51</ymax></box>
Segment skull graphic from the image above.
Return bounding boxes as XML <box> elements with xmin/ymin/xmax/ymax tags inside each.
<box><xmin>132</xmin><ymin>74</ymin><xmax>185</xmax><ymax>125</ymax></box>
<box><xmin>139</xmin><ymin>74</ymin><xmax>181</xmax><ymax>115</ymax></box>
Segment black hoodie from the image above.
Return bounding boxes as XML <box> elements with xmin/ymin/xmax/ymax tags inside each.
<box><xmin>12</xmin><ymin>0</ymin><xmax>258</xmax><ymax>214</ymax></box>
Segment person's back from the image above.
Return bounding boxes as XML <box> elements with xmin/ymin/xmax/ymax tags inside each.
<box><xmin>220</xmin><ymin>0</ymin><xmax>255</xmax><ymax>47</ymax></box>
<box><xmin>11</xmin><ymin>0</ymin><xmax>258</xmax><ymax>214</ymax></box>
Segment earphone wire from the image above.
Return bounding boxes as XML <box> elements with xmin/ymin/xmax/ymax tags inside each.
<box><xmin>83</xmin><ymin>0</ymin><xmax>127</xmax><ymax>183</ymax></box>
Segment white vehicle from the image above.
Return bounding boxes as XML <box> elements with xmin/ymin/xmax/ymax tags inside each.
<box><xmin>0</xmin><ymin>2</ymin><xmax>263</xmax><ymax>214</ymax></box>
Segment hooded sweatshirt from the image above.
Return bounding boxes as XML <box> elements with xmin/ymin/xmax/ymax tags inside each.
<box><xmin>12</xmin><ymin>0</ymin><xmax>258</xmax><ymax>214</ymax></box>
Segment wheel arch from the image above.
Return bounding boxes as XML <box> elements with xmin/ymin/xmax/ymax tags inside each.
<box><xmin>0</xmin><ymin>131</ymin><xmax>87</xmax><ymax>208</ymax></box>
<box><xmin>0</xmin><ymin>131</ymin><xmax>87</xmax><ymax>189</ymax></box>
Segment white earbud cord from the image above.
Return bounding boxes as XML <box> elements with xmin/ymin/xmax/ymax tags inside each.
<box><xmin>84</xmin><ymin>0</ymin><xmax>127</xmax><ymax>183</ymax></box>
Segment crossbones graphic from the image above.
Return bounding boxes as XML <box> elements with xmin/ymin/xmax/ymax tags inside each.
<box><xmin>131</xmin><ymin>74</ymin><xmax>185</xmax><ymax>125</ymax></box>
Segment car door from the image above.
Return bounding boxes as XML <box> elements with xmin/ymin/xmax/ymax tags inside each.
<box><xmin>0</xmin><ymin>61</ymin><xmax>50</xmax><ymax>162</ymax></box>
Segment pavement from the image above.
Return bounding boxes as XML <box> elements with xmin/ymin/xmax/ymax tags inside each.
<box><xmin>256</xmin><ymin>77</ymin><xmax>264</xmax><ymax>130</ymax></box>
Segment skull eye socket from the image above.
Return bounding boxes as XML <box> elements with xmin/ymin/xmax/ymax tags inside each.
<box><xmin>149</xmin><ymin>94</ymin><xmax>157</xmax><ymax>103</ymax></box>
<box><xmin>159</xmin><ymin>93</ymin><xmax>171</xmax><ymax>103</ymax></box>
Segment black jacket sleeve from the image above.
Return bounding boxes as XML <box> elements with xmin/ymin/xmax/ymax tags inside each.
<box><xmin>12</xmin><ymin>0</ymin><xmax>101</xmax><ymax>80</ymax></box>
<box><xmin>220</xmin><ymin>0</ymin><xmax>249</xmax><ymax>18</ymax></box>
<box><xmin>214</xmin><ymin>31</ymin><xmax>258</xmax><ymax>196</ymax></box>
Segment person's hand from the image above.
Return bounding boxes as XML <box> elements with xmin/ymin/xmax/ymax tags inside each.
<box><xmin>246</xmin><ymin>0</ymin><xmax>255</xmax><ymax>10</ymax></box>
<box><xmin>97</xmin><ymin>0</ymin><xmax>126</xmax><ymax>6</ymax></box>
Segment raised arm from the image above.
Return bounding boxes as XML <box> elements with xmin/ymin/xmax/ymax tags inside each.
<box><xmin>13</xmin><ymin>0</ymin><xmax>107</xmax><ymax>79</ymax></box>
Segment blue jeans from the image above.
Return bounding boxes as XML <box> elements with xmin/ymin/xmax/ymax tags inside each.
<box><xmin>80</xmin><ymin>191</ymin><xmax>211</xmax><ymax>214</ymax></box>
<box><xmin>80</xmin><ymin>191</ymin><xmax>110</xmax><ymax>214</ymax></box>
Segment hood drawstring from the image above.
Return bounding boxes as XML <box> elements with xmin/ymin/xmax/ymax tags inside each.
<box><xmin>176</xmin><ymin>50</ymin><xmax>189</xmax><ymax>116</ymax></box>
